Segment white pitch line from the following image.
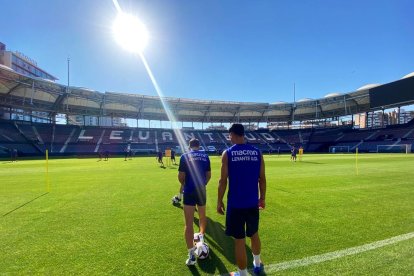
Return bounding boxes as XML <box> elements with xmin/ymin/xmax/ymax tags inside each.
<box><xmin>219</xmin><ymin>232</ymin><xmax>414</xmax><ymax>275</ymax></box>
<box><xmin>266</xmin><ymin>232</ymin><xmax>414</xmax><ymax>273</ymax></box>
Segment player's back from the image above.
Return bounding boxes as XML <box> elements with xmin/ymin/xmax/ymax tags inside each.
<box><xmin>226</xmin><ymin>144</ymin><xmax>261</xmax><ymax>208</ymax></box>
<box><xmin>180</xmin><ymin>150</ymin><xmax>210</xmax><ymax>193</ymax></box>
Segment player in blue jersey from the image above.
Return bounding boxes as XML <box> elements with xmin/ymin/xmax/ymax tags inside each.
<box><xmin>217</xmin><ymin>124</ymin><xmax>266</xmax><ymax>276</ymax></box>
<box><xmin>178</xmin><ymin>138</ymin><xmax>211</xmax><ymax>266</ymax></box>
<box><xmin>291</xmin><ymin>146</ymin><xmax>297</xmax><ymax>162</ymax></box>
<box><xmin>157</xmin><ymin>150</ymin><xmax>164</xmax><ymax>167</ymax></box>
<box><xmin>171</xmin><ymin>149</ymin><xmax>177</xmax><ymax>165</ymax></box>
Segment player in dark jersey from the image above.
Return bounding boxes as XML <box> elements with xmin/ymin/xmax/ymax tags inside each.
<box><xmin>11</xmin><ymin>148</ymin><xmax>18</xmax><ymax>162</ymax></box>
<box><xmin>171</xmin><ymin>149</ymin><xmax>176</xmax><ymax>165</ymax></box>
<box><xmin>217</xmin><ymin>124</ymin><xmax>266</xmax><ymax>276</ymax></box>
<box><xmin>291</xmin><ymin>146</ymin><xmax>297</xmax><ymax>162</ymax></box>
<box><xmin>124</xmin><ymin>148</ymin><xmax>129</xmax><ymax>161</ymax></box>
<box><xmin>178</xmin><ymin>138</ymin><xmax>211</xmax><ymax>266</ymax></box>
<box><xmin>157</xmin><ymin>150</ymin><xmax>164</xmax><ymax>167</ymax></box>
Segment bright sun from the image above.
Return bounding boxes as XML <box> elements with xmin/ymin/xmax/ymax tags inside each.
<box><xmin>112</xmin><ymin>12</ymin><xmax>149</xmax><ymax>53</ymax></box>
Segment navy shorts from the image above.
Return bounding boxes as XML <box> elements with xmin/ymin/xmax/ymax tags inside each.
<box><xmin>225</xmin><ymin>207</ymin><xmax>259</xmax><ymax>239</ymax></box>
<box><xmin>183</xmin><ymin>188</ymin><xmax>206</xmax><ymax>206</ymax></box>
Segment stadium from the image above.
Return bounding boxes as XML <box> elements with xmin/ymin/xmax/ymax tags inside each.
<box><xmin>2</xmin><ymin>2</ymin><xmax>414</xmax><ymax>275</ymax></box>
<box><xmin>2</xmin><ymin>53</ymin><xmax>414</xmax><ymax>275</ymax></box>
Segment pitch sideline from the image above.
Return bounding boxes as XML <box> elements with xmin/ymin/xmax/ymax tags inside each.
<box><xmin>219</xmin><ymin>231</ymin><xmax>414</xmax><ymax>275</ymax></box>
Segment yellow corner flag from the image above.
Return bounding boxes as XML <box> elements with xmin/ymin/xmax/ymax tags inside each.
<box><xmin>355</xmin><ymin>147</ymin><xmax>359</xmax><ymax>176</ymax></box>
<box><xmin>45</xmin><ymin>150</ymin><xmax>50</xmax><ymax>192</ymax></box>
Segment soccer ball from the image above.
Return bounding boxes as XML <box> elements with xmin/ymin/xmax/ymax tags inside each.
<box><xmin>194</xmin><ymin>241</ymin><xmax>209</xmax><ymax>260</ymax></box>
<box><xmin>171</xmin><ymin>195</ymin><xmax>181</xmax><ymax>205</ymax></box>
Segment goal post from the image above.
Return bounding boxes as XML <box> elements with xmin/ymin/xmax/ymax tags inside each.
<box><xmin>329</xmin><ymin>146</ymin><xmax>350</xmax><ymax>153</ymax></box>
<box><xmin>376</xmin><ymin>144</ymin><xmax>412</xmax><ymax>154</ymax></box>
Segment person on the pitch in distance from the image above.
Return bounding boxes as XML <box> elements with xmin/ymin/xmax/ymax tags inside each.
<box><xmin>178</xmin><ymin>138</ymin><xmax>211</xmax><ymax>266</ymax></box>
<box><xmin>217</xmin><ymin>123</ymin><xmax>266</xmax><ymax>276</ymax></box>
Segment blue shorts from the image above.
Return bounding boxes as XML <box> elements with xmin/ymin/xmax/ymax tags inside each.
<box><xmin>183</xmin><ymin>187</ymin><xmax>206</xmax><ymax>206</ymax></box>
<box><xmin>225</xmin><ymin>207</ymin><xmax>259</xmax><ymax>239</ymax></box>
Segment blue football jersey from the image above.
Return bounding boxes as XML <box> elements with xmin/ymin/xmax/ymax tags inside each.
<box><xmin>226</xmin><ymin>144</ymin><xmax>261</xmax><ymax>208</ymax></box>
<box><xmin>179</xmin><ymin>150</ymin><xmax>211</xmax><ymax>193</ymax></box>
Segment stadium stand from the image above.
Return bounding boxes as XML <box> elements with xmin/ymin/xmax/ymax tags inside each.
<box><xmin>1</xmin><ymin>119</ymin><xmax>412</xmax><ymax>157</ymax></box>
<box><xmin>1</xmin><ymin>66</ymin><xmax>414</xmax><ymax>157</ymax></box>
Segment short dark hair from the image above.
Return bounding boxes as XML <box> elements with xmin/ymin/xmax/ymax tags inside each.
<box><xmin>229</xmin><ymin>123</ymin><xmax>244</xmax><ymax>136</ymax></box>
<box><xmin>189</xmin><ymin>138</ymin><xmax>200</xmax><ymax>148</ymax></box>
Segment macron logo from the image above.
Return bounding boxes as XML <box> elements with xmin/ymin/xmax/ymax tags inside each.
<box><xmin>230</xmin><ymin>149</ymin><xmax>259</xmax><ymax>162</ymax></box>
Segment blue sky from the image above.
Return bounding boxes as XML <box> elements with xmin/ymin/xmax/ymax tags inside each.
<box><xmin>1</xmin><ymin>0</ymin><xmax>413</xmax><ymax>104</ymax></box>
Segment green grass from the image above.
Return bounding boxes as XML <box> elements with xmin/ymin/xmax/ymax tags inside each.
<box><xmin>1</xmin><ymin>154</ymin><xmax>414</xmax><ymax>275</ymax></box>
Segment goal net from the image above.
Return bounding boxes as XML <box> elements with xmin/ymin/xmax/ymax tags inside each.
<box><xmin>377</xmin><ymin>144</ymin><xmax>412</xmax><ymax>154</ymax></box>
<box><xmin>329</xmin><ymin>146</ymin><xmax>350</xmax><ymax>153</ymax></box>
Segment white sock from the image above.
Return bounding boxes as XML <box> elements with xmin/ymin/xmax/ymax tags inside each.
<box><xmin>253</xmin><ymin>254</ymin><xmax>261</xmax><ymax>267</ymax></box>
<box><xmin>198</xmin><ymin>233</ymin><xmax>204</xmax><ymax>242</ymax></box>
<box><xmin>238</xmin><ymin>268</ymin><xmax>248</xmax><ymax>276</ymax></box>
<box><xmin>188</xmin><ymin>247</ymin><xmax>195</xmax><ymax>255</ymax></box>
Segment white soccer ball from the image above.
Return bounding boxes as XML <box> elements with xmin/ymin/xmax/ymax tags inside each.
<box><xmin>194</xmin><ymin>241</ymin><xmax>209</xmax><ymax>260</ymax></box>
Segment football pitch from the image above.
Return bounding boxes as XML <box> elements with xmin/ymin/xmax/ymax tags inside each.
<box><xmin>1</xmin><ymin>153</ymin><xmax>414</xmax><ymax>275</ymax></box>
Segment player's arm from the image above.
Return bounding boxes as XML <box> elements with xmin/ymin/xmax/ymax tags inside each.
<box><xmin>217</xmin><ymin>151</ymin><xmax>228</xmax><ymax>215</ymax></box>
<box><xmin>205</xmin><ymin>171</ymin><xmax>211</xmax><ymax>185</ymax></box>
<box><xmin>178</xmin><ymin>157</ymin><xmax>186</xmax><ymax>197</ymax></box>
<box><xmin>178</xmin><ymin>171</ymin><xmax>185</xmax><ymax>194</ymax></box>
<box><xmin>205</xmin><ymin>158</ymin><xmax>212</xmax><ymax>185</ymax></box>
<box><xmin>258</xmin><ymin>154</ymin><xmax>267</xmax><ymax>209</ymax></box>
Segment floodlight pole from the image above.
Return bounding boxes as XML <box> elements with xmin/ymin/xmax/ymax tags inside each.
<box><xmin>67</xmin><ymin>57</ymin><xmax>70</xmax><ymax>88</ymax></box>
<box><xmin>66</xmin><ymin>57</ymin><xmax>70</xmax><ymax>124</ymax></box>
<box><xmin>292</xmin><ymin>82</ymin><xmax>296</xmax><ymax>124</ymax></box>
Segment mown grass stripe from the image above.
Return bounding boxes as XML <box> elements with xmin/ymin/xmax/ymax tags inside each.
<box><xmin>264</xmin><ymin>232</ymin><xmax>414</xmax><ymax>273</ymax></box>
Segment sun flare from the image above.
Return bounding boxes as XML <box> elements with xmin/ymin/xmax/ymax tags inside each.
<box><xmin>112</xmin><ymin>12</ymin><xmax>149</xmax><ymax>53</ymax></box>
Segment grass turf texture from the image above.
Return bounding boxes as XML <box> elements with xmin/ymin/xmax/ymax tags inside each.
<box><xmin>1</xmin><ymin>154</ymin><xmax>413</xmax><ymax>275</ymax></box>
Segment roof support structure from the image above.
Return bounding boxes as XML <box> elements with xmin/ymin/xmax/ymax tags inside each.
<box><xmin>6</xmin><ymin>83</ymin><xmax>23</xmax><ymax>95</ymax></box>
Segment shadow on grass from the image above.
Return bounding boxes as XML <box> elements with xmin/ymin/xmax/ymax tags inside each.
<box><xmin>193</xmin><ymin>216</ymin><xmax>260</xmax><ymax>274</ymax></box>
<box><xmin>300</xmin><ymin>161</ymin><xmax>325</xmax><ymax>164</ymax></box>
<box><xmin>276</xmin><ymin>188</ymin><xmax>295</xmax><ymax>195</ymax></box>
<box><xmin>193</xmin><ymin>216</ymin><xmax>231</xmax><ymax>274</ymax></box>
<box><xmin>3</xmin><ymin>192</ymin><xmax>49</xmax><ymax>217</ymax></box>
<box><xmin>187</xmin><ymin>265</ymin><xmax>201</xmax><ymax>275</ymax></box>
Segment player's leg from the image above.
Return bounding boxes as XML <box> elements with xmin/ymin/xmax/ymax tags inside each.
<box><xmin>183</xmin><ymin>193</ymin><xmax>197</xmax><ymax>265</ymax></box>
<box><xmin>235</xmin><ymin>238</ymin><xmax>247</xmax><ymax>270</ymax></box>
<box><xmin>184</xmin><ymin>205</ymin><xmax>196</xmax><ymax>249</ymax></box>
<box><xmin>250</xmin><ymin>232</ymin><xmax>263</xmax><ymax>274</ymax></box>
<box><xmin>250</xmin><ymin>232</ymin><xmax>261</xmax><ymax>255</ymax></box>
<box><xmin>197</xmin><ymin>205</ymin><xmax>206</xmax><ymax>238</ymax></box>
<box><xmin>226</xmin><ymin>208</ymin><xmax>248</xmax><ymax>275</ymax></box>
<box><xmin>246</xmin><ymin>208</ymin><xmax>263</xmax><ymax>274</ymax></box>
<box><xmin>195</xmin><ymin>187</ymin><xmax>207</xmax><ymax>237</ymax></box>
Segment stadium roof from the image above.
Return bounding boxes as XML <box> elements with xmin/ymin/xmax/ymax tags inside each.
<box><xmin>0</xmin><ymin>66</ymin><xmax>413</xmax><ymax>123</ymax></box>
